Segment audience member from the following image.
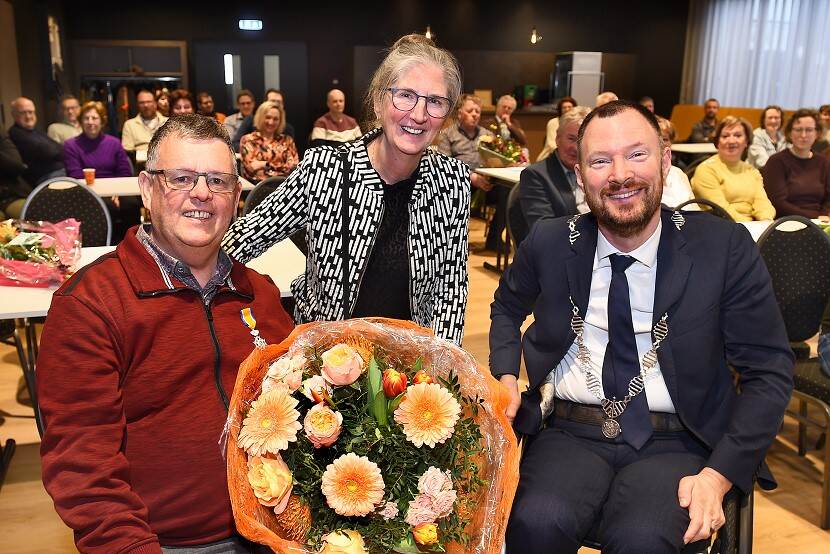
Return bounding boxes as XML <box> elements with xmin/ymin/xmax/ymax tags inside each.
<box><xmin>656</xmin><ymin>116</ymin><xmax>696</xmax><ymax>209</ymax></box>
<box><xmin>747</xmin><ymin>105</ymin><xmax>788</xmax><ymax>169</ymax></box>
<box><xmin>232</xmin><ymin>89</ymin><xmax>295</xmax><ymax>151</ymax></box>
<box><xmin>436</xmin><ymin>93</ymin><xmax>494</xmax><ymax>191</ymax></box>
<box><xmin>122</xmin><ymin>90</ymin><xmax>168</xmax><ymax>152</ymax></box>
<box><xmin>483</xmin><ymin>94</ymin><xmax>526</xmax><ymax>146</ymax></box>
<box><xmin>239</xmin><ymin>101</ymin><xmax>299</xmax><ymax>182</ymax></box>
<box><xmin>595</xmin><ymin>91</ymin><xmax>618</xmax><ymax>107</ymax></box>
<box><xmin>224</xmin><ymin>34</ymin><xmax>470</xmax><ymax>345</ymax></box>
<box><xmin>222</xmin><ymin>89</ymin><xmax>254</xmax><ymax>141</ymax></box>
<box><xmin>0</xmin><ymin>127</ymin><xmax>31</xmax><ymax>218</ymax></box>
<box><xmin>39</xmin><ymin>114</ymin><xmax>294</xmax><ymax>553</ymax></box>
<box><xmin>197</xmin><ymin>92</ymin><xmax>225</xmax><ymax>123</ymax></box>
<box><xmin>155</xmin><ymin>89</ymin><xmax>170</xmax><ymax>117</ymax></box>
<box><xmin>64</xmin><ymin>101</ymin><xmax>140</xmax><ymax>242</ymax></box>
<box><xmin>518</xmin><ymin>106</ymin><xmax>591</xmax><ymax>233</ymax></box>
<box><xmin>691</xmin><ymin>115</ymin><xmax>775</xmax><ymax>221</ymax></box>
<box><xmin>8</xmin><ymin>97</ymin><xmax>65</xmax><ymax>186</ymax></box>
<box><xmin>491</xmin><ymin>100</ymin><xmax>793</xmax><ymax>554</ymax></box>
<box><xmin>47</xmin><ymin>95</ymin><xmax>82</xmax><ymax>144</ymax></box>
<box><xmin>309</xmin><ymin>89</ymin><xmax>362</xmax><ymax>147</ymax></box>
<box><xmin>169</xmin><ymin>89</ymin><xmax>195</xmax><ymax>115</ymax></box>
<box><xmin>762</xmin><ymin>108</ymin><xmax>830</xmax><ymax>220</ymax></box>
<box><xmin>814</xmin><ymin>104</ymin><xmax>830</xmax><ymax>155</ymax></box>
<box><xmin>537</xmin><ymin>96</ymin><xmax>577</xmax><ymax>162</ymax></box>
<box><xmin>639</xmin><ymin>96</ymin><xmax>655</xmax><ymax>112</ymax></box>
<box><xmin>689</xmin><ymin>98</ymin><xmax>720</xmax><ymax>143</ymax></box>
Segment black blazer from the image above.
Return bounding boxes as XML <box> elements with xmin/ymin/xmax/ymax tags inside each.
<box><xmin>489</xmin><ymin>207</ymin><xmax>794</xmax><ymax>492</ymax></box>
<box><xmin>518</xmin><ymin>149</ymin><xmax>579</xmax><ymax>232</ymax></box>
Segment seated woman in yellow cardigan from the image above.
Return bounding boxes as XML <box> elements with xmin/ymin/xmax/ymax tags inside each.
<box><xmin>691</xmin><ymin>115</ymin><xmax>776</xmax><ymax>221</ymax></box>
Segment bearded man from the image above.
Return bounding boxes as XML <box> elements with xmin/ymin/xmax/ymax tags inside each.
<box><xmin>489</xmin><ymin>100</ymin><xmax>793</xmax><ymax>554</ymax></box>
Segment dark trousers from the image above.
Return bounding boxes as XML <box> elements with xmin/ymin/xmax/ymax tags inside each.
<box><xmin>506</xmin><ymin>417</ymin><xmax>710</xmax><ymax>554</ymax></box>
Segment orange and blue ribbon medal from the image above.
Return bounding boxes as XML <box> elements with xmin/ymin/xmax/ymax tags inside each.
<box><xmin>240</xmin><ymin>307</ymin><xmax>267</xmax><ymax>349</ymax></box>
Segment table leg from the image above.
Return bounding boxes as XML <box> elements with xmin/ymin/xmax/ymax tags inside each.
<box><xmin>13</xmin><ymin>318</ymin><xmax>44</xmax><ymax>437</ymax></box>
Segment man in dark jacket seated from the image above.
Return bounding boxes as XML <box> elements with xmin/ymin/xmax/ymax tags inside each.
<box><xmin>7</xmin><ymin>97</ymin><xmax>65</xmax><ymax>187</ymax></box>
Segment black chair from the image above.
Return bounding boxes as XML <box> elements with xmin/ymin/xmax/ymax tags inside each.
<box><xmin>20</xmin><ymin>177</ymin><xmax>112</xmax><ymax>246</ymax></box>
<box><xmin>241</xmin><ymin>176</ymin><xmax>307</xmax><ymax>256</ymax></box>
<box><xmin>506</xmin><ymin>181</ymin><xmax>528</xmax><ymax>253</ymax></box>
<box><xmin>683</xmin><ymin>155</ymin><xmax>708</xmax><ymax>179</ymax></box>
<box><xmin>758</xmin><ymin>215</ymin><xmax>830</xmax><ymax>529</ymax></box>
<box><xmin>675</xmin><ymin>198</ymin><xmax>734</xmax><ymax>221</ymax></box>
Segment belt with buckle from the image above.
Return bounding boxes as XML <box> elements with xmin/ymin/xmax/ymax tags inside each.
<box><xmin>551</xmin><ymin>399</ymin><xmax>686</xmax><ymax>433</ymax></box>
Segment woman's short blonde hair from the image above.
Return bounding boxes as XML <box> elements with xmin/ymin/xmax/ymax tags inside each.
<box><xmin>253</xmin><ymin>101</ymin><xmax>286</xmax><ymax>135</ymax></box>
<box><xmin>364</xmin><ymin>34</ymin><xmax>462</xmax><ymax>129</ymax></box>
<box><xmin>713</xmin><ymin>116</ymin><xmax>753</xmax><ymax>147</ymax></box>
<box><xmin>80</xmin><ymin>101</ymin><xmax>108</xmax><ymax>126</ymax></box>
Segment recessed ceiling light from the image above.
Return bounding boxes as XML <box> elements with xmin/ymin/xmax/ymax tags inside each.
<box><xmin>239</xmin><ymin>19</ymin><xmax>263</xmax><ymax>31</ymax></box>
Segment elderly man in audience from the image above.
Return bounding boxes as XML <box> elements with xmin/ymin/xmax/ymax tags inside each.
<box><xmin>492</xmin><ymin>100</ymin><xmax>793</xmax><ymax>554</ymax></box>
<box><xmin>689</xmin><ymin>98</ymin><xmax>720</xmax><ymax>143</ymax></box>
<box><xmin>47</xmin><ymin>94</ymin><xmax>82</xmax><ymax>145</ymax></box>
<box><xmin>747</xmin><ymin>105</ymin><xmax>788</xmax><ymax>169</ymax></box>
<box><xmin>0</xmin><ymin>126</ymin><xmax>31</xmax><ymax>219</ymax></box>
<box><xmin>310</xmin><ymin>89</ymin><xmax>362</xmax><ymax>147</ymax></box>
<box><xmin>197</xmin><ymin>92</ymin><xmax>225</xmax><ymax>123</ymax></box>
<box><xmin>518</xmin><ymin>106</ymin><xmax>591</xmax><ymax>233</ymax></box>
<box><xmin>222</xmin><ymin>89</ymin><xmax>255</xmax><ymax>141</ymax></box>
<box><xmin>538</xmin><ymin>96</ymin><xmax>577</xmax><ymax>162</ymax></box>
<box><xmin>38</xmin><ymin>114</ymin><xmax>294</xmax><ymax>554</ymax></box>
<box><xmin>437</xmin><ymin>93</ymin><xmax>495</xmax><ymax>192</ymax></box>
<box><xmin>484</xmin><ymin>94</ymin><xmax>527</xmax><ymax>146</ymax></box>
<box><xmin>595</xmin><ymin>91</ymin><xmax>619</xmax><ymax>107</ymax></box>
<box><xmin>122</xmin><ymin>89</ymin><xmax>168</xmax><ymax>153</ymax></box>
<box><xmin>8</xmin><ymin>97</ymin><xmax>65</xmax><ymax>186</ymax></box>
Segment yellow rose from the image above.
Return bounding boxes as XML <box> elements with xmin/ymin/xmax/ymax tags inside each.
<box><xmin>303</xmin><ymin>403</ymin><xmax>343</xmax><ymax>448</ymax></box>
<box><xmin>320</xmin><ymin>344</ymin><xmax>364</xmax><ymax>386</ymax></box>
<box><xmin>246</xmin><ymin>455</ymin><xmax>293</xmax><ymax>514</ymax></box>
<box><xmin>320</xmin><ymin>529</ymin><xmax>367</xmax><ymax>553</ymax></box>
<box><xmin>413</xmin><ymin>522</ymin><xmax>439</xmax><ymax>546</ymax></box>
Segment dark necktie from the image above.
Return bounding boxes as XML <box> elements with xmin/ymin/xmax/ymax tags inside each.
<box><xmin>602</xmin><ymin>254</ymin><xmax>653</xmax><ymax>449</ymax></box>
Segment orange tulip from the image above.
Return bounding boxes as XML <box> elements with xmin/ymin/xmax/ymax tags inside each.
<box><xmin>382</xmin><ymin>368</ymin><xmax>408</xmax><ymax>398</ymax></box>
<box><xmin>412</xmin><ymin>370</ymin><xmax>433</xmax><ymax>385</ymax></box>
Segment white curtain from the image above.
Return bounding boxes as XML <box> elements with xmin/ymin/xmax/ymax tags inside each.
<box><xmin>681</xmin><ymin>0</ymin><xmax>830</xmax><ymax>108</ymax></box>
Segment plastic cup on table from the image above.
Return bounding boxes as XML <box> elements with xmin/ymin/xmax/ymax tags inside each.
<box><xmin>83</xmin><ymin>168</ymin><xmax>95</xmax><ymax>186</ymax></box>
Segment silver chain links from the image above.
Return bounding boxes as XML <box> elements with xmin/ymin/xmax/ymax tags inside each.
<box><xmin>569</xmin><ymin>296</ymin><xmax>668</xmax><ymax>420</ymax></box>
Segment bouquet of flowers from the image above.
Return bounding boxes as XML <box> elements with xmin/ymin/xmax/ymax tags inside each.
<box><xmin>0</xmin><ymin>218</ymin><xmax>82</xmax><ymax>287</ymax></box>
<box><xmin>477</xmin><ymin>126</ymin><xmax>528</xmax><ymax>167</ymax></box>
<box><xmin>226</xmin><ymin>318</ymin><xmax>519</xmax><ymax>554</ymax></box>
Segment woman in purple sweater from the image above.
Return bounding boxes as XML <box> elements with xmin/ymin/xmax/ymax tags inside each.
<box><xmin>63</xmin><ymin>101</ymin><xmax>132</xmax><ymax>179</ymax></box>
<box><xmin>64</xmin><ymin>101</ymin><xmax>138</xmax><ymax>242</ymax></box>
<box><xmin>762</xmin><ymin>108</ymin><xmax>830</xmax><ymax>220</ymax></box>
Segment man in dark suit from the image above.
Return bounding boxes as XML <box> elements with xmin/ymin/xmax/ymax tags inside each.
<box><xmin>491</xmin><ymin>100</ymin><xmax>793</xmax><ymax>553</ymax></box>
<box><xmin>518</xmin><ymin>106</ymin><xmax>592</xmax><ymax>237</ymax></box>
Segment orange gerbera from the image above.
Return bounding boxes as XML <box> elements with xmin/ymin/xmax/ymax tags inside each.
<box><xmin>393</xmin><ymin>383</ymin><xmax>461</xmax><ymax>448</ymax></box>
<box><xmin>320</xmin><ymin>453</ymin><xmax>385</xmax><ymax>516</ymax></box>
<box><xmin>238</xmin><ymin>386</ymin><xmax>302</xmax><ymax>456</ymax></box>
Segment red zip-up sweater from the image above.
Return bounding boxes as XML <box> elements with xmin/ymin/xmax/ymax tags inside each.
<box><xmin>38</xmin><ymin>228</ymin><xmax>294</xmax><ymax>553</ymax></box>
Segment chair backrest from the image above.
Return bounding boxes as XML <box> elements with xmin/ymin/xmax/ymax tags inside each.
<box><xmin>506</xmin><ymin>182</ymin><xmax>528</xmax><ymax>250</ymax></box>
<box><xmin>757</xmin><ymin>215</ymin><xmax>830</xmax><ymax>342</ymax></box>
<box><xmin>242</xmin><ymin>176</ymin><xmax>286</xmax><ymax>215</ymax></box>
<box><xmin>683</xmin><ymin>156</ymin><xmax>707</xmax><ymax>179</ymax></box>
<box><xmin>675</xmin><ymin>198</ymin><xmax>734</xmax><ymax>221</ymax></box>
<box><xmin>20</xmin><ymin>178</ymin><xmax>112</xmax><ymax>246</ymax></box>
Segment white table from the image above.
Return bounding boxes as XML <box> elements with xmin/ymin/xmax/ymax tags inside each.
<box><xmin>671</xmin><ymin>143</ymin><xmax>717</xmax><ymax>155</ymax></box>
<box><xmin>475</xmin><ymin>166</ymin><xmax>525</xmax><ymax>185</ymax></box>
<box><xmin>88</xmin><ymin>176</ymin><xmax>255</xmax><ymax>197</ymax></box>
<box><xmin>740</xmin><ymin>219</ymin><xmax>826</xmax><ymax>242</ymax></box>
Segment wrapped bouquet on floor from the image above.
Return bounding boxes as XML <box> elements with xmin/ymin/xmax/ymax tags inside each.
<box><xmin>225</xmin><ymin>317</ymin><xmax>519</xmax><ymax>554</ymax></box>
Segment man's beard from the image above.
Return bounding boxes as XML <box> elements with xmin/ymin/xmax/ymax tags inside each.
<box><xmin>585</xmin><ymin>175</ymin><xmax>663</xmax><ymax>239</ymax></box>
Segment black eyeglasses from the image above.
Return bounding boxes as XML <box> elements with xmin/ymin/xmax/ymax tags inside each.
<box><xmin>386</xmin><ymin>87</ymin><xmax>452</xmax><ymax>118</ymax></box>
<box><xmin>147</xmin><ymin>169</ymin><xmax>239</xmax><ymax>193</ymax></box>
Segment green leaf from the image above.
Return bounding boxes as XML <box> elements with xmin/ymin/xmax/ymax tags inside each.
<box><xmin>413</xmin><ymin>357</ymin><xmax>423</xmax><ymax>373</ymax></box>
<box><xmin>388</xmin><ymin>391</ymin><xmax>405</xmax><ymax>414</ymax></box>
<box><xmin>368</xmin><ymin>356</ymin><xmax>381</xmax><ymax>399</ymax></box>
<box><xmin>393</xmin><ymin>535</ymin><xmax>421</xmax><ymax>554</ymax></box>
<box><xmin>372</xmin><ymin>390</ymin><xmax>388</xmax><ymax>427</ymax></box>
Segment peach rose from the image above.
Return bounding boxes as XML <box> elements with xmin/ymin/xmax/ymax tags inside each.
<box><xmin>300</xmin><ymin>375</ymin><xmax>333</xmax><ymax>404</ymax></box>
<box><xmin>404</xmin><ymin>494</ymin><xmax>437</xmax><ymax>526</ymax></box>
<box><xmin>431</xmin><ymin>489</ymin><xmax>457</xmax><ymax>518</ymax></box>
<box><xmin>320</xmin><ymin>529</ymin><xmax>367</xmax><ymax>553</ymax></box>
<box><xmin>417</xmin><ymin>466</ymin><xmax>453</xmax><ymax>497</ymax></box>
<box><xmin>263</xmin><ymin>355</ymin><xmax>305</xmax><ymax>393</ymax></box>
<box><xmin>320</xmin><ymin>344</ymin><xmax>364</xmax><ymax>386</ymax></box>
<box><xmin>303</xmin><ymin>403</ymin><xmax>343</xmax><ymax>448</ymax></box>
<box><xmin>377</xmin><ymin>500</ymin><xmax>399</xmax><ymax>520</ymax></box>
<box><xmin>413</xmin><ymin>522</ymin><xmax>439</xmax><ymax>546</ymax></box>
<box><xmin>246</xmin><ymin>455</ymin><xmax>293</xmax><ymax>514</ymax></box>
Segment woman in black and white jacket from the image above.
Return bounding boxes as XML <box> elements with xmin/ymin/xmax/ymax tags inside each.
<box><xmin>223</xmin><ymin>34</ymin><xmax>470</xmax><ymax>345</ymax></box>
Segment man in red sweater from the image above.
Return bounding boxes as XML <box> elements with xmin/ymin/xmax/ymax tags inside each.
<box><xmin>38</xmin><ymin>114</ymin><xmax>294</xmax><ymax>554</ymax></box>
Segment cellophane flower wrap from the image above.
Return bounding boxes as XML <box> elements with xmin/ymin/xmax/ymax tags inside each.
<box><xmin>0</xmin><ymin>218</ymin><xmax>82</xmax><ymax>287</ymax></box>
<box><xmin>225</xmin><ymin>318</ymin><xmax>520</xmax><ymax>554</ymax></box>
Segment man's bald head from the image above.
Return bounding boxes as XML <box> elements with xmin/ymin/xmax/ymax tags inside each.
<box><xmin>11</xmin><ymin>97</ymin><xmax>37</xmax><ymax>129</ymax></box>
<box><xmin>327</xmin><ymin>89</ymin><xmax>345</xmax><ymax>116</ymax></box>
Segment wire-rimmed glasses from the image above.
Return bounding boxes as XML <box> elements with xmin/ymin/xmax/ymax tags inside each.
<box><xmin>146</xmin><ymin>169</ymin><xmax>239</xmax><ymax>193</ymax></box>
<box><xmin>386</xmin><ymin>87</ymin><xmax>452</xmax><ymax>118</ymax></box>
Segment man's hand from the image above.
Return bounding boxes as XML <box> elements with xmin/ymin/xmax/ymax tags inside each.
<box><xmin>471</xmin><ymin>172</ymin><xmax>493</xmax><ymax>191</ymax></box>
<box><xmin>499</xmin><ymin>374</ymin><xmax>521</xmax><ymax>423</ymax></box>
<box><xmin>678</xmin><ymin>467</ymin><xmax>732</xmax><ymax>544</ymax></box>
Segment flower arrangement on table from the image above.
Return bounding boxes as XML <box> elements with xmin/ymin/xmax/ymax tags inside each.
<box><xmin>226</xmin><ymin>318</ymin><xmax>519</xmax><ymax>554</ymax></box>
<box><xmin>477</xmin><ymin>127</ymin><xmax>528</xmax><ymax>168</ymax></box>
<box><xmin>0</xmin><ymin>218</ymin><xmax>81</xmax><ymax>287</ymax></box>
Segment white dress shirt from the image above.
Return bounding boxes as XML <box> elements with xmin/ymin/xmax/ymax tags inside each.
<box><xmin>551</xmin><ymin>220</ymin><xmax>676</xmax><ymax>412</ymax></box>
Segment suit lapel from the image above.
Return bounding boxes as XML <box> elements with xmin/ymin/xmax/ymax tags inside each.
<box><xmin>565</xmin><ymin>214</ymin><xmax>598</xmax><ymax>316</ymax></box>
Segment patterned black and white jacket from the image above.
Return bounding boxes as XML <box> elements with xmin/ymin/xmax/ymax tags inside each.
<box><xmin>222</xmin><ymin>127</ymin><xmax>471</xmax><ymax>345</ymax></box>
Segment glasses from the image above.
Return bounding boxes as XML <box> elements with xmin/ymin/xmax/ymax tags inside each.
<box><xmin>147</xmin><ymin>169</ymin><xmax>239</xmax><ymax>193</ymax></box>
<box><xmin>792</xmin><ymin>127</ymin><xmax>817</xmax><ymax>135</ymax></box>
<box><xmin>387</xmin><ymin>87</ymin><xmax>451</xmax><ymax>118</ymax></box>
